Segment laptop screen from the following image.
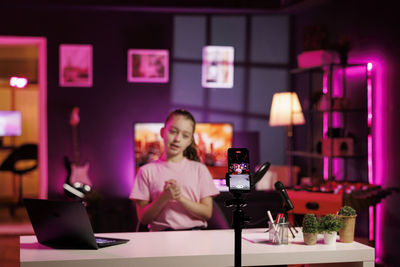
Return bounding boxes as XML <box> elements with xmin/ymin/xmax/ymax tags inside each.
<box><xmin>24</xmin><ymin>198</ymin><xmax>100</xmax><ymax>249</ymax></box>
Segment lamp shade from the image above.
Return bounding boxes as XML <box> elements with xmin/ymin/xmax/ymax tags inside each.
<box><xmin>269</xmin><ymin>92</ymin><xmax>305</xmax><ymax>126</ymax></box>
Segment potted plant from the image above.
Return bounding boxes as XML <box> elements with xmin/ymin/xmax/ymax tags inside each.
<box><xmin>318</xmin><ymin>214</ymin><xmax>343</xmax><ymax>245</ymax></box>
<box><xmin>338</xmin><ymin>205</ymin><xmax>357</xmax><ymax>243</ymax></box>
<box><xmin>302</xmin><ymin>214</ymin><xmax>319</xmax><ymax>245</ymax></box>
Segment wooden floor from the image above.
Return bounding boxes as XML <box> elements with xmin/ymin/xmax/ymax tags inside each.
<box><xmin>0</xmin><ymin>205</ymin><xmax>33</xmax><ymax>267</ymax></box>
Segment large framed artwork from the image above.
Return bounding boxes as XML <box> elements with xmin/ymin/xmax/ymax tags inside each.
<box><xmin>127</xmin><ymin>49</ymin><xmax>169</xmax><ymax>83</ymax></box>
<box><xmin>202</xmin><ymin>46</ymin><xmax>234</xmax><ymax>88</ymax></box>
<box><xmin>59</xmin><ymin>44</ymin><xmax>93</xmax><ymax>87</ymax></box>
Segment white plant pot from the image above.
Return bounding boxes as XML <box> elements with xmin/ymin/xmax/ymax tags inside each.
<box><xmin>323</xmin><ymin>232</ymin><xmax>337</xmax><ymax>245</ymax></box>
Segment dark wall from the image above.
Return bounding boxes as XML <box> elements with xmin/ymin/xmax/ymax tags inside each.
<box><xmin>292</xmin><ymin>1</ymin><xmax>400</xmax><ymax>265</ymax></box>
<box><xmin>0</xmin><ymin>6</ymin><xmax>173</xmax><ymax>197</ymax></box>
<box><xmin>1</xmin><ymin>5</ymin><xmax>289</xmax><ymax>199</ymax></box>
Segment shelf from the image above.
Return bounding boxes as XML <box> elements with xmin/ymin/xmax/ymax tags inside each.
<box><xmin>290</xmin><ymin>63</ymin><xmax>367</xmax><ymax>74</ymax></box>
<box><xmin>288</xmin><ymin>150</ymin><xmax>367</xmax><ymax>159</ymax></box>
<box><xmin>290</xmin><ymin>62</ymin><xmax>369</xmax><ymax>184</ymax></box>
<box><xmin>304</xmin><ymin>108</ymin><xmax>366</xmax><ymax>114</ymax></box>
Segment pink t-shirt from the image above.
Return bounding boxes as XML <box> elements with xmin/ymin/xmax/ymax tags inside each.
<box><xmin>130</xmin><ymin>157</ymin><xmax>220</xmax><ymax>231</ymax></box>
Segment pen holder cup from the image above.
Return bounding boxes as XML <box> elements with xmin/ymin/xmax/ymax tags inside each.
<box><xmin>268</xmin><ymin>222</ymin><xmax>289</xmax><ymax>245</ymax></box>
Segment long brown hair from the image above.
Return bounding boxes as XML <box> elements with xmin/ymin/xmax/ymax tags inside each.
<box><xmin>164</xmin><ymin>109</ymin><xmax>200</xmax><ymax>162</ymax></box>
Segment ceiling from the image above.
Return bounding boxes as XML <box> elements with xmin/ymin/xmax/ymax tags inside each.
<box><xmin>3</xmin><ymin>0</ymin><xmax>315</xmax><ymax>13</ymax></box>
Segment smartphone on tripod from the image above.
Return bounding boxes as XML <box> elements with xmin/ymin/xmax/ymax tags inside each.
<box><xmin>227</xmin><ymin>148</ymin><xmax>250</xmax><ymax>192</ymax></box>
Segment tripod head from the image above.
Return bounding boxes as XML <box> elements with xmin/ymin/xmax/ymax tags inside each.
<box><xmin>225</xmin><ymin>161</ymin><xmax>271</xmax><ymax>193</ymax></box>
<box><xmin>224</xmin><ymin>161</ymin><xmax>272</xmax><ymax>225</ymax></box>
<box><xmin>225</xmin><ymin>191</ymin><xmax>247</xmax><ymax>208</ymax></box>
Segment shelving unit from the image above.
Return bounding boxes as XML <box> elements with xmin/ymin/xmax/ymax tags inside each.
<box><xmin>290</xmin><ymin>63</ymin><xmax>370</xmax><ymax>184</ymax></box>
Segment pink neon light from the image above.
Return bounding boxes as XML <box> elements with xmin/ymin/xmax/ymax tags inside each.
<box><xmin>367</xmin><ymin>63</ymin><xmax>373</xmax><ymax>185</ymax></box>
<box><xmin>323</xmin><ymin>112</ymin><xmax>329</xmax><ymax>180</ymax></box>
<box><xmin>368</xmin><ymin>136</ymin><xmax>373</xmax><ymax>184</ymax></box>
<box><xmin>367</xmin><ymin>62</ymin><xmax>373</xmax><ymax>71</ymax></box>
<box><xmin>9</xmin><ymin>76</ymin><xmax>28</xmax><ymax>88</ymax></box>
<box><xmin>322</xmin><ymin>69</ymin><xmax>328</xmax><ymax>94</ymax></box>
<box><xmin>322</xmin><ymin>71</ymin><xmax>328</xmax><ymax>180</ymax></box>
<box><xmin>369</xmin><ymin>206</ymin><xmax>374</xmax><ymax>241</ymax></box>
<box><xmin>346</xmin><ymin>55</ymin><xmax>383</xmax><ymax>263</ymax></box>
<box><xmin>372</xmin><ymin>59</ymin><xmax>384</xmax><ymax>262</ymax></box>
<box><xmin>367</xmin><ymin>63</ymin><xmax>373</xmax><ymax>127</ymax></box>
<box><xmin>376</xmin><ymin>203</ymin><xmax>383</xmax><ymax>262</ymax></box>
<box><xmin>366</xmin><ymin>62</ymin><xmax>375</xmax><ymax>242</ymax></box>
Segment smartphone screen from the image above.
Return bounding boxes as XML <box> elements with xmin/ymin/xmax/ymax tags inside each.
<box><xmin>228</xmin><ymin>148</ymin><xmax>250</xmax><ymax>191</ymax></box>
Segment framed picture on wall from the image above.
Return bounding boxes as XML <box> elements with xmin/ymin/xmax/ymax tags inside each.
<box><xmin>59</xmin><ymin>44</ymin><xmax>93</xmax><ymax>87</ymax></box>
<box><xmin>127</xmin><ymin>49</ymin><xmax>169</xmax><ymax>83</ymax></box>
<box><xmin>202</xmin><ymin>46</ymin><xmax>234</xmax><ymax>88</ymax></box>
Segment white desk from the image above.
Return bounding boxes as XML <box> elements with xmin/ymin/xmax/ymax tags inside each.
<box><xmin>20</xmin><ymin>228</ymin><xmax>375</xmax><ymax>267</ymax></box>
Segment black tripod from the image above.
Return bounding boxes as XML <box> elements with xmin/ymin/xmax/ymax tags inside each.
<box><xmin>225</xmin><ymin>191</ymin><xmax>251</xmax><ymax>267</ymax></box>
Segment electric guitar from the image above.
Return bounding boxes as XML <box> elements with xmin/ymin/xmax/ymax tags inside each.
<box><xmin>65</xmin><ymin>107</ymin><xmax>92</xmax><ymax>187</ymax></box>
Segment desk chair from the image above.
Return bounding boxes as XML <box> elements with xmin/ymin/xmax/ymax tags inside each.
<box><xmin>135</xmin><ymin>199</ymin><xmax>229</xmax><ymax>232</ymax></box>
<box><xmin>207</xmin><ymin>200</ymin><xmax>229</xmax><ymax>230</ymax></box>
<box><xmin>0</xmin><ymin>143</ymin><xmax>38</xmax><ymax>215</ymax></box>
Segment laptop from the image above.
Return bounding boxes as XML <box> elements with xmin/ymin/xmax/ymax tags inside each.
<box><xmin>24</xmin><ymin>198</ymin><xmax>129</xmax><ymax>249</ymax></box>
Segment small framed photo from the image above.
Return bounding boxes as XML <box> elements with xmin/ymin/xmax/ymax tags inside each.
<box><xmin>202</xmin><ymin>46</ymin><xmax>234</xmax><ymax>88</ymax></box>
<box><xmin>127</xmin><ymin>49</ymin><xmax>169</xmax><ymax>83</ymax></box>
<box><xmin>59</xmin><ymin>44</ymin><xmax>93</xmax><ymax>87</ymax></box>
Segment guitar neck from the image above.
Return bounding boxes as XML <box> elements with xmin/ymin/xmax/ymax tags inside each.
<box><xmin>72</xmin><ymin>125</ymin><xmax>80</xmax><ymax>164</ymax></box>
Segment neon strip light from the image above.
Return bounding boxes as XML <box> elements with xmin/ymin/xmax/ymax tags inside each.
<box><xmin>369</xmin><ymin>206</ymin><xmax>374</xmax><ymax>241</ymax></box>
<box><xmin>323</xmin><ymin>112</ymin><xmax>329</xmax><ymax>180</ymax></box>
<box><xmin>368</xmin><ymin>136</ymin><xmax>373</xmax><ymax>185</ymax></box>
<box><xmin>366</xmin><ymin>62</ymin><xmax>374</xmax><ymax>242</ymax></box>
<box><xmin>367</xmin><ymin>63</ymin><xmax>373</xmax><ymax>184</ymax></box>
<box><xmin>322</xmin><ymin>71</ymin><xmax>328</xmax><ymax>180</ymax></box>
<box><xmin>322</xmin><ymin>70</ymin><xmax>328</xmax><ymax>94</ymax></box>
<box><xmin>367</xmin><ymin>63</ymin><xmax>373</xmax><ymax>127</ymax></box>
<box><xmin>376</xmin><ymin>204</ymin><xmax>382</xmax><ymax>262</ymax></box>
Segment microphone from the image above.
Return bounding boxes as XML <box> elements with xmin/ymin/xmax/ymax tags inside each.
<box><xmin>274</xmin><ymin>181</ymin><xmax>294</xmax><ymax>211</ymax></box>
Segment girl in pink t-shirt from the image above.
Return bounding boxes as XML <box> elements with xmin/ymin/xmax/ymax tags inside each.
<box><xmin>130</xmin><ymin>109</ymin><xmax>219</xmax><ymax>231</ymax></box>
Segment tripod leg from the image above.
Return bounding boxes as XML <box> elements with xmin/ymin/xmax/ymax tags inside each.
<box><xmin>288</xmin><ymin>224</ymin><xmax>296</xmax><ymax>238</ymax></box>
<box><xmin>234</xmin><ymin>227</ymin><xmax>242</xmax><ymax>267</ymax></box>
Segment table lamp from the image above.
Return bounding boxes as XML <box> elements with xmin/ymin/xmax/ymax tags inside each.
<box><xmin>269</xmin><ymin>92</ymin><xmax>305</xmax><ymax>186</ymax></box>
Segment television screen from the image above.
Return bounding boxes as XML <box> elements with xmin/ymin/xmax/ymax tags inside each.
<box><xmin>0</xmin><ymin>110</ymin><xmax>22</xmax><ymax>137</ymax></box>
<box><xmin>134</xmin><ymin>122</ymin><xmax>233</xmax><ymax>178</ymax></box>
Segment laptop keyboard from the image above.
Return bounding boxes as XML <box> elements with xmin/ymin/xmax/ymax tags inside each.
<box><xmin>96</xmin><ymin>238</ymin><xmax>115</xmax><ymax>244</ymax></box>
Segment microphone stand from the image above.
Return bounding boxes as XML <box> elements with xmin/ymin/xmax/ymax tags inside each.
<box><xmin>281</xmin><ymin>204</ymin><xmax>298</xmax><ymax>238</ymax></box>
<box><xmin>225</xmin><ymin>191</ymin><xmax>251</xmax><ymax>267</ymax></box>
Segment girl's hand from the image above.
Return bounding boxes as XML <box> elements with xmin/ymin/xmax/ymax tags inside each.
<box><xmin>162</xmin><ymin>181</ymin><xmax>174</xmax><ymax>200</ymax></box>
<box><xmin>165</xmin><ymin>179</ymin><xmax>181</xmax><ymax>201</ymax></box>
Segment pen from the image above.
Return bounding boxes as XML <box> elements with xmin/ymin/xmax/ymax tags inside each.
<box><xmin>267</xmin><ymin>210</ymin><xmax>281</xmax><ymax>245</ymax></box>
<box><xmin>267</xmin><ymin>210</ymin><xmax>277</xmax><ymax>231</ymax></box>
<box><xmin>276</xmin><ymin>213</ymin><xmax>283</xmax><ymax>223</ymax></box>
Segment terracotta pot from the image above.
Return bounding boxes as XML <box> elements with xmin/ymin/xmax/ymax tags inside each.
<box><xmin>339</xmin><ymin>215</ymin><xmax>357</xmax><ymax>243</ymax></box>
<box><xmin>303</xmin><ymin>232</ymin><xmax>318</xmax><ymax>245</ymax></box>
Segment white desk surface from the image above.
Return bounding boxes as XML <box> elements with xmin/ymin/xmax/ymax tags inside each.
<box><xmin>20</xmin><ymin>228</ymin><xmax>375</xmax><ymax>267</ymax></box>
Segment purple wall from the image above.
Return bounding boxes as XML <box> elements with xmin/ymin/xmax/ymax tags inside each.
<box><xmin>45</xmin><ymin>10</ymin><xmax>174</xmax><ymax>198</ymax></box>
<box><xmin>292</xmin><ymin>1</ymin><xmax>400</xmax><ymax>265</ymax></box>
<box><xmin>1</xmin><ymin>5</ymin><xmax>289</xmax><ymax>199</ymax></box>
<box><xmin>0</xmin><ymin>5</ymin><xmax>173</xmax><ymax>197</ymax></box>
